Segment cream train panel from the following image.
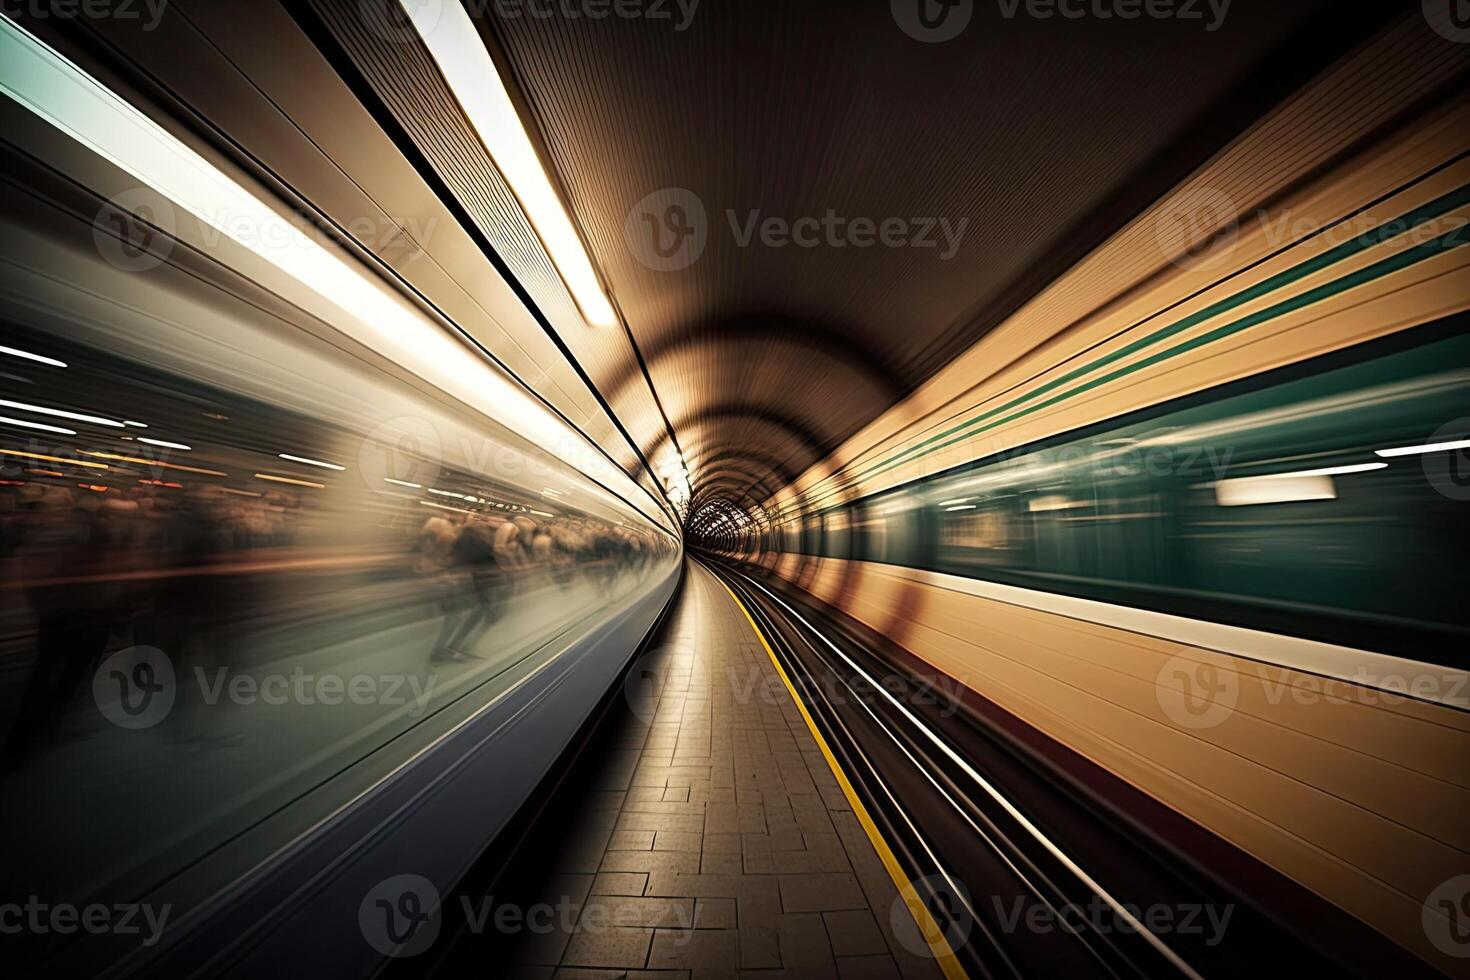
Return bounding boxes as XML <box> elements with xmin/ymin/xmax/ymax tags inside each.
<box><xmin>780</xmin><ymin>557</ymin><xmax>1470</xmax><ymax>969</ymax></box>
<box><xmin>777</xmin><ymin>96</ymin><xmax>1470</xmax><ymax>516</ymax></box>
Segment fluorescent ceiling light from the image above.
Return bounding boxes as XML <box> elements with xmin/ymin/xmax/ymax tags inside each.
<box><xmin>0</xmin><ymin>398</ymin><xmax>123</xmax><ymax>427</ymax></box>
<box><xmin>137</xmin><ymin>437</ymin><xmax>192</xmax><ymax>450</ymax></box>
<box><xmin>0</xmin><ymin>345</ymin><xmax>66</xmax><ymax>368</ymax></box>
<box><xmin>0</xmin><ymin>17</ymin><xmax>670</xmax><ymax>532</ymax></box>
<box><xmin>278</xmin><ymin>453</ymin><xmax>345</xmax><ymax>471</ymax></box>
<box><xmin>122</xmin><ymin>420</ymin><xmax>148</xmax><ymax>428</ymax></box>
<box><xmin>385</xmin><ymin>478</ymin><xmax>423</xmax><ymax>489</ymax></box>
<box><xmin>399</xmin><ymin>0</ymin><xmax>616</xmax><ymax>328</ymax></box>
<box><xmin>944</xmin><ymin>504</ymin><xmax>976</xmax><ymax>511</ymax></box>
<box><xmin>1375</xmin><ymin>438</ymin><xmax>1470</xmax><ymax>458</ymax></box>
<box><xmin>0</xmin><ymin>415</ymin><xmax>76</xmax><ymax>435</ymax></box>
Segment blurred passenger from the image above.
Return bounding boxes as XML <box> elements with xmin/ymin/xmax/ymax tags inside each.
<box><xmin>151</xmin><ymin>487</ymin><xmax>241</xmax><ymax>746</ymax></box>
<box><xmin>431</xmin><ymin>517</ymin><xmax>505</xmax><ymax>664</ymax></box>
<box><xmin>1</xmin><ymin>487</ymin><xmax>106</xmax><ymax>768</ymax></box>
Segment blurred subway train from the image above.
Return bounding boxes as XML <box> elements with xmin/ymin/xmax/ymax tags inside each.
<box><xmin>2</xmin><ymin>3</ymin><xmax>1470</xmax><ymax>979</ymax></box>
<box><xmin>706</xmin><ymin>69</ymin><xmax>1470</xmax><ymax>973</ymax></box>
<box><xmin>0</xmin><ymin>13</ymin><xmax>680</xmax><ymax>975</ymax></box>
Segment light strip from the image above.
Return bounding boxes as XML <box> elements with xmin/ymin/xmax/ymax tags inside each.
<box><xmin>398</xmin><ymin>0</ymin><xmax>616</xmax><ymax>328</ymax></box>
<box><xmin>0</xmin><ymin>398</ymin><xmax>123</xmax><ymax>428</ymax></box>
<box><xmin>138</xmin><ymin>437</ymin><xmax>192</xmax><ymax>451</ymax></box>
<box><xmin>256</xmin><ymin>473</ymin><xmax>324</xmax><ymax>489</ymax></box>
<box><xmin>421</xmin><ymin>499</ymin><xmax>472</xmax><ymax>515</ymax></box>
<box><xmin>1254</xmin><ymin>462</ymin><xmax>1387</xmax><ymax>479</ymax></box>
<box><xmin>0</xmin><ymin>344</ymin><xmax>66</xmax><ymax>368</ymax></box>
<box><xmin>1375</xmin><ymin>438</ymin><xmax>1470</xmax><ymax>458</ymax></box>
<box><xmin>82</xmin><ymin>451</ymin><xmax>226</xmax><ymax>476</ymax></box>
<box><xmin>385</xmin><ymin>478</ymin><xmax>423</xmax><ymax>489</ymax></box>
<box><xmin>737</xmin><ymin>572</ymin><xmax>1207</xmax><ymax>980</ymax></box>
<box><xmin>0</xmin><ymin>414</ymin><xmax>76</xmax><ymax>435</ymax></box>
<box><xmin>0</xmin><ymin>17</ymin><xmax>675</xmax><ymax>535</ymax></box>
<box><xmin>943</xmin><ymin>504</ymin><xmax>975</xmax><ymax>511</ymax></box>
<box><xmin>278</xmin><ymin>453</ymin><xmax>344</xmax><ymax>471</ymax></box>
<box><xmin>122</xmin><ymin>420</ymin><xmax>148</xmax><ymax>428</ymax></box>
<box><xmin>1</xmin><ymin>449</ymin><xmax>107</xmax><ymax>469</ymax></box>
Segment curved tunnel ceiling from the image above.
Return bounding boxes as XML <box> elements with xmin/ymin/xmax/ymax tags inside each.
<box><xmin>351</xmin><ymin>0</ymin><xmax>1400</xmax><ymax>537</ymax></box>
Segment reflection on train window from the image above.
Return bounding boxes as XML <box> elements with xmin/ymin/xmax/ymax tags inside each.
<box><xmin>800</xmin><ymin>327</ymin><xmax>1470</xmax><ymax>659</ymax></box>
<box><xmin>0</xmin><ymin>328</ymin><xmax>678</xmax><ymax>933</ymax></box>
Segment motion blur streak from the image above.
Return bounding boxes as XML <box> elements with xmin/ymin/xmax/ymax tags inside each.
<box><xmin>0</xmin><ymin>10</ymin><xmax>679</xmax><ymax>974</ymax></box>
<box><xmin>3</xmin><ymin>2</ymin><xmax>1469</xmax><ymax>979</ymax></box>
<box><xmin>0</xmin><ymin>16</ymin><xmax>649</xmax><ymax>516</ymax></box>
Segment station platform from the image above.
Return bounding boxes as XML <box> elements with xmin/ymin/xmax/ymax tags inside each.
<box><xmin>464</xmin><ymin>561</ymin><xmax>946</xmax><ymax>980</ymax></box>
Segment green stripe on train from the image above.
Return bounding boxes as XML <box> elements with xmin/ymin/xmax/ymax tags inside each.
<box><xmin>825</xmin><ymin>181</ymin><xmax>1470</xmax><ymax>498</ymax></box>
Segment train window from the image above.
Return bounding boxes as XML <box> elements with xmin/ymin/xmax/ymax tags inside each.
<box><xmin>860</xmin><ymin>325</ymin><xmax>1470</xmax><ymax>659</ymax></box>
<box><xmin>821</xmin><ymin>505</ymin><xmax>853</xmax><ymax>560</ymax></box>
<box><xmin>0</xmin><ymin>159</ymin><xmax>680</xmax><ymax>934</ymax></box>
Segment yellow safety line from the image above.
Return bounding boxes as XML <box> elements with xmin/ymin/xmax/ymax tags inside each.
<box><xmin>713</xmin><ymin>572</ymin><xmax>970</xmax><ymax>980</ymax></box>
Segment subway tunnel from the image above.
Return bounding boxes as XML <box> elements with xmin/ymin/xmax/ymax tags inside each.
<box><xmin>0</xmin><ymin>0</ymin><xmax>1468</xmax><ymax>976</ymax></box>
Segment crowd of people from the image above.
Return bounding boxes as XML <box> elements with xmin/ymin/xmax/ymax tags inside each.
<box><xmin>411</xmin><ymin>508</ymin><xmax>669</xmax><ymax>664</ymax></box>
<box><xmin>0</xmin><ymin>476</ymin><xmax>674</xmax><ymax>768</ymax></box>
<box><xmin>0</xmin><ymin>480</ymin><xmax>303</xmax><ymax>767</ymax></box>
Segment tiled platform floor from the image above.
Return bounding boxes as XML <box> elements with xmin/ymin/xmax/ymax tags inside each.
<box><xmin>499</xmin><ymin>561</ymin><xmax>945</xmax><ymax>980</ymax></box>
